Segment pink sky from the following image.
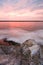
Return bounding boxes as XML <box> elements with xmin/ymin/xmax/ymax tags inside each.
<box><xmin>0</xmin><ymin>0</ymin><xmax>43</xmax><ymax>20</ymax></box>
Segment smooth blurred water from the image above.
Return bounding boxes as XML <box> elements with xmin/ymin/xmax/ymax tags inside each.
<box><xmin>0</xmin><ymin>28</ymin><xmax>43</xmax><ymax>44</ymax></box>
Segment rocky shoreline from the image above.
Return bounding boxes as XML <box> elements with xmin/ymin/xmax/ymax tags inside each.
<box><xmin>0</xmin><ymin>39</ymin><xmax>42</xmax><ymax>65</ymax></box>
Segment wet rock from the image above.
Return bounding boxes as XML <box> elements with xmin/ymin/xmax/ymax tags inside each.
<box><xmin>0</xmin><ymin>45</ymin><xmax>15</xmax><ymax>55</ymax></box>
<box><xmin>0</xmin><ymin>44</ymin><xmax>21</xmax><ymax>65</ymax></box>
<box><xmin>0</xmin><ymin>39</ymin><xmax>41</xmax><ymax>65</ymax></box>
<box><xmin>22</xmin><ymin>39</ymin><xmax>40</xmax><ymax>65</ymax></box>
<box><xmin>0</xmin><ymin>47</ymin><xmax>5</xmax><ymax>54</ymax></box>
<box><xmin>40</xmin><ymin>45</ymin><xmax>43</xmax><ymax>59</ymax></box>
<box><xmin>40</xmin><ymin>45</ymin><xmax>43</xmax><ymax>65</ymax></box>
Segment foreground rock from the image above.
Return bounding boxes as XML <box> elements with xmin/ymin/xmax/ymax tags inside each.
<box><xmin>0</xmin><ymin>45</ymin><xmax>21</xmax><ymax>65</ymax></box>
<box><xmin>22</xmin><ymin>39</ymin><xmax>40</xmax><ymax>65</ymax></box>
<box><xmin>39</xmin><ymin>45</ymin><xmax>43</xmax><ymax>65</ymax></box>
<box><xmin>0</xmin><ymin>39</ymin><xmax>40</xmax><ymax>65</ymax></box>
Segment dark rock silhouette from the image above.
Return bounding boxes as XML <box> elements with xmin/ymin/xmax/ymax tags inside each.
<box><xmin>3</xmin><ymin>38</ymin><xmax>20</xmax><ymax>46</ymax></box>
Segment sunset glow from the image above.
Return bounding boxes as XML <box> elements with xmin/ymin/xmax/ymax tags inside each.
<box><xmin>0</xmin><ymin>22</ymin><xmax>43</xmax><ymax>31</ymax></box>
<box><xmin>0</xmin><ymin>0</ymin><xmax>43</xmax><ymax>20</ymax></box>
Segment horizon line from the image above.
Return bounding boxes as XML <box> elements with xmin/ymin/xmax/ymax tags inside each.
<box><xmin>0</xmin><ymin>20</ymin><xmax>43</xmax><ymax>22</ymax></box>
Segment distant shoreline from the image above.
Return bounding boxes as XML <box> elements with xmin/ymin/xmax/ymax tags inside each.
<box><xmin>0</xmin><ymin>20</ymin><xmax>43</xmax><ymax>22</ymax></box>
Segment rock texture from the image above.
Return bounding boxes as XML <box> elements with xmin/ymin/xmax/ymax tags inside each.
<box><xmin>0</xmin><ymin>39</ymin><xmax>41</xmax><ymax>65</ymax></box>
<box><xmin>22</xmin><ymin>39</ymin><xmax>40</xmax><ymax>65</ymax></box>
<box><xmin>0</xmin><ymin>45</ymin><xmax>21</xmax><ymax>65</ymax></box>
<box><xmin>40</xmin><ymin>45</ymin><xmax>43</xmax><ymax>65</ymax></box>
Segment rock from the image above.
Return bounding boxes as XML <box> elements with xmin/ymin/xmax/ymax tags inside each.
<box><xmin>0</xmin><ymin>45</ymin><xmax>15</xmax><ymax>55</ymax></box>
<box><xmin>0</xmin><ymin>45</ymin><xmax>21</xmax><ymax>65</ymax></box>
<box><xmin>40</xmin><ymin>45</ymin><xmax>43</xmax><ymax>59</ymax></box>
<box><xmin>0</xmin><ymin>55</ymin><xmax>9</xmax><ymax>64</ymax></box>
<box><xmin>22</xmin><ymin>39</ymin><xmax>36</xmax><ymax>47</ymax></box>
<box><xmin>21</xmin><ymin>39</ymin><xmax>33</xmax><ymax>65</ymax></box>
<box><xmin>39</xmin><ymin>45</ymin><xmax>43</xmax><ymax>65</ymax></box>
<box><xmin>0</xmin><ymin>39</ymin><xmax>40</xmax><ymax>65</ymax></box>
<box><xmin>0</xmin><ymin>47</ymin><xmax>5</xmax><ymax>54</ymax></box>
<box><xmin>22</xmin><ymin>39</ymin><xmax>40</xmax><ymax>65</ymax></box>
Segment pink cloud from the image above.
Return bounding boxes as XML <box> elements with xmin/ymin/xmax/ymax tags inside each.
<box><xmin>0</xmin><ymin>0</ymin><xmax>43</xmax><ymax>20</ymax></box>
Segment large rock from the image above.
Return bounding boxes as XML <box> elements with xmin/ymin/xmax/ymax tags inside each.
<box><xmin>0</xmin><ymin>45</ymin><xmax>15</xmax><ymax>55</ymax></box>
<box><xmin>0</xmin><ymin>45</ymin><xmax>21</xmax><ymax>65</ymax></box>
<box><xmin>39</xmin><ymin>45</ymin><xmax>43</xmax><ymax>65</ymax></box>
<box><xmin>40</xmin><ymin>45</ymin><xmax>43</xmax><ymax>59</ymax></box>
<box><xmin>22</xmin><ymin>39</ymin><xmax>40</xmax><ymax>65</ymax></box>
<box><xmin>0</xmin><ymin>39</ymin><xmax>40</xmax><ymax>65</ymax></box>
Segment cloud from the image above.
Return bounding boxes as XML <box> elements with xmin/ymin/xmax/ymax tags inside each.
<box><xmin>0</xmin><ymin>0</ymin><xmax>43</xmax><ymax>20</ymax></box>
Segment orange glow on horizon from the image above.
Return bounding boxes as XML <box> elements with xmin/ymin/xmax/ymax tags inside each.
<box><xmin>8</xmin><ymin>22</ymin><xmax>35</xmax><ymax>28</ymax></box>
<box><xmin>0</xmin><ymin>22</ymin><xmax>43</xmax><ymax>30</ymax></box>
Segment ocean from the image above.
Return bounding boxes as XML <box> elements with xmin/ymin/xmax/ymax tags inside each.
<box><xmin>0</xmin><ymin>28</ymin><xmax>43</xmax><ymax>45</ymax></box>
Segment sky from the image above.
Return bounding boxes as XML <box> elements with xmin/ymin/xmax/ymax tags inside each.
<box><xmin>0</xmin><ymin>0</ymin><xmax>43</xmax><ymax>20</ymax></box>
